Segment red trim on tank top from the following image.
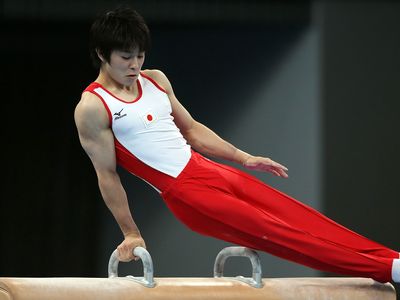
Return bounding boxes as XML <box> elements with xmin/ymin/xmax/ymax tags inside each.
<box><xmin>140</xmin><ymin>72</ymin><xmax>167</xmax><ymax>93</ymax></box>
<box><xmin>88</xmin><ymin>81</ymin><xmax>143</xmax><ymax>104</ymax></box>
<box><xmin>83</xmin><ymin>84</ymin><xmax>112</xmax><ymax>127</ymax></box>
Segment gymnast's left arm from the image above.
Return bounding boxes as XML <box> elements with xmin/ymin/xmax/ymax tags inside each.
<box><xmin>143</xmin><ymin>69</ymin><xmax>288</xmax><ymax>178</ymax></box>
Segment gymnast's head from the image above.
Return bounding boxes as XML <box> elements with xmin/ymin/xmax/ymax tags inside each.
<box><xmin>89</xmin><ymin>6</ymin><xmax>151</xmax><ymax>69</ymax></box>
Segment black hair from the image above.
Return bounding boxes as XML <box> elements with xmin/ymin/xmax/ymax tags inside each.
<box><xmin>89</xmin><ymin>6</ymin><xmax>151</xmax><ymax>69</ymax></box>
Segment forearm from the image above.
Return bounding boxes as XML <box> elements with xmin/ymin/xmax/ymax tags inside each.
<box><xmin>97</xmin><ymin>171</ymin><xmax>141</xmax><ymax>237</ymax></box>
<box><xmin>185</xmin><ymin>121</ymin><xmax>251</xmax><ymax>165</ymax></box>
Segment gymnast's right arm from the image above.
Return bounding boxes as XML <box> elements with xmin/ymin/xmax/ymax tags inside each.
<box><xmin>74</xmin><ymin>92</ymin><xmax>146</xmax><ymax>262</ymax></box>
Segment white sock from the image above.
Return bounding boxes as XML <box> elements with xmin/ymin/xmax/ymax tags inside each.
<box><xmin>392</xmin><ymin>259</ymin><xmax>400</xmax><ymax>283</ymax></box>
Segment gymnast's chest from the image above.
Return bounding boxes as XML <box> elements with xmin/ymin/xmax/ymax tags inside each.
<box><xmin>110</xmin><ymin>93</ymin><xmax>172</xmax><ymax>136</ymax></box>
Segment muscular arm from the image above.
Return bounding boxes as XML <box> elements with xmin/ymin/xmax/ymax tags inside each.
<box><xmin>143</xmin><ymin>69</ymin><xmax>289</xmax><ymax>178</ymax></box>
<box><xmin>74</xmin><ymin>92</ymin><xmax>145</xmax><ymax>261</ymax></box>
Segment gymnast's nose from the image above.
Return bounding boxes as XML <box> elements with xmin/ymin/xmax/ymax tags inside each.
<box><xmin>129</xmin><ymin>56</ymin><xmax>139</xmax><ymax>69</ymax></box>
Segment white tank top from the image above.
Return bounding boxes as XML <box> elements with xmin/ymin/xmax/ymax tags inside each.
<box><xmin>84</xmin><ymin>73</ymin><xmax>191</xmax><ymax>178</ymax></box>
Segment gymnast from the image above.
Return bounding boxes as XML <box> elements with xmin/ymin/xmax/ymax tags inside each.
<box><xmin>74</xmin><ymin>6</ymin><xmax>400</xmax><ymax>284</ymax></box>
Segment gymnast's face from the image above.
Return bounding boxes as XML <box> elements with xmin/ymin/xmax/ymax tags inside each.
<box><xmin>101</xmin><ymin>48</ymin><xmax>145</xmax><ymax>87</ymax></box>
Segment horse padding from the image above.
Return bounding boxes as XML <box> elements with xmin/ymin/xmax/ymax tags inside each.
<box><xmin>0</xmin><ymin>277</ymin><xmax>396</xmax><ymax>300</ymax></box>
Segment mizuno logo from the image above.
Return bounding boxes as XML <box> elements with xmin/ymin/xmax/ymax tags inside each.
<box><xmin>114</xmin><ymin>108</ymin><xmax>127</xmax><ymax>120</ymax></box>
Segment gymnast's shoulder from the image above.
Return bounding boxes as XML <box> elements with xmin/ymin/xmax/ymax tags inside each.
<box><xmin>141</xmin><ymin>69</ymin><xmax>173</xmax><ymax>93</ymax></box>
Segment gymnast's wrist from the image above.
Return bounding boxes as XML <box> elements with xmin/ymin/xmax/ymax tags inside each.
<box><xmin>232</xmin><ymin>148</ymin><xmax>251</xmax><ymax>166</ymax></box>
<box><xmin>123</xmin><ymin>229</ymin><xmax>142</xmax><ymax>238</ymax></box>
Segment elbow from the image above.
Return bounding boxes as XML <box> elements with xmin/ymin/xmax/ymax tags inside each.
<box><xmin>184</xmin><ymin>131</ymin><xmax>207</xmax><ymax>153</ymax></box>
<box><xmin>183</xmin><ymin>130</ymin><xmax>196</xmax><ymax>147</ymax></box>
<box><xmin>181</xmin><ymin>121</ymin><xmax>211</xmax><ymax>153</ymax></box>
<box><xmin>181</xmin><ymin>121</ymin><xmax>196</xmax><ymax>147</ymax></box>
<box><xmin>96</xmin><ymin>168</ymin><xmax>120</xmax><ymax>188</ymax></box>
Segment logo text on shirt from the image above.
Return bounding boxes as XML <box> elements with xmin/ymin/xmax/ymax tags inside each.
<box><xmin>114</xmin><ymin>108</ymin><xmax>127</xmax><ymax>120</ymax></box>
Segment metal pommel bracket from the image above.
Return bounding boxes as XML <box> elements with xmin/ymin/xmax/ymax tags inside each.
<box><xmin>213</xmin><ymin>246</ymin><xmax>264</xmax><ymax>288</ymax></box>
<box><xmin>108</xmin><ymin>246</ymin><xmax>156</xmax><ymax>288</ymax></box>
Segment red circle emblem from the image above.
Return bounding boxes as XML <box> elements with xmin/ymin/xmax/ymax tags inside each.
<box><xmin>147</xmin><ymin>114</ymin><xmax>153</xmax><ymax>121</ymax></box>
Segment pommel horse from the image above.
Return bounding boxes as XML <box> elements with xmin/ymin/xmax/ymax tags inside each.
<box><xmin>0</xmin><ymin>246</ymin><xmax>396</xmax><ymax>299</ymax></box>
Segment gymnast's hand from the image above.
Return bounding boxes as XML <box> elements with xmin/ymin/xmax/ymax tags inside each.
<box><xmin>117</xmin><ymin>233</ymin><xmax>147</xmax><ymax>262</ymax></box>
<box><xmin>243</xmin><ymin>156</ymin><xmax>289</xmax><ymax>178</ymax></box>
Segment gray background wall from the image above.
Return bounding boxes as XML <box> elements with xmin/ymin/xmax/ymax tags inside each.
<box><xmin>1</xmin><ymin>0</ymin><xmax>399</xmax><ymax>295</ymax></box>
<box><xmin>322</xmin><ymin>1</ymin><xmax>400</xmax><ymax>251</ymax></box>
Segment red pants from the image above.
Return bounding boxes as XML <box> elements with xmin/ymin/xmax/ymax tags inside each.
<box><xmin>161</xmin><ymin>151</ymin><xmax>398</xmax><ymax>282</ymax></box>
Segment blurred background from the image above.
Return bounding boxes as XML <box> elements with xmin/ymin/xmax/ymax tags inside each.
<box><xmin>1</xmin><ymin>0</ymin><xmax>399</xmax><ymax>295</ymax></box>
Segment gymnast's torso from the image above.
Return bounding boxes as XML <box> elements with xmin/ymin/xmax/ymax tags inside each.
<box><xmin>84</xmin><ymin>73</ymin><xmax>192</xmax><ymax>191</ymax></box>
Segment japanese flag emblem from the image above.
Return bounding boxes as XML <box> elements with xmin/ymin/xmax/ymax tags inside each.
<box><xmin>142</xmin><ymin>110</ymin><xmax>157</xmax><ymax>127</ymax></box>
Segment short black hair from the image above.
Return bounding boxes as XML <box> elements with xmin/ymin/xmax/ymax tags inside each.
<box><xmin>89</xmin><ymin>6</ymin><xmax>151</xmax><ymax>69</ymax></box>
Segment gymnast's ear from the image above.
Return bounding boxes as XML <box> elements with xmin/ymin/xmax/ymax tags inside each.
<box><xmin>96</xmin><ymin>48</ymin><xmax>106</xmax><ymax>63</ymax></box>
